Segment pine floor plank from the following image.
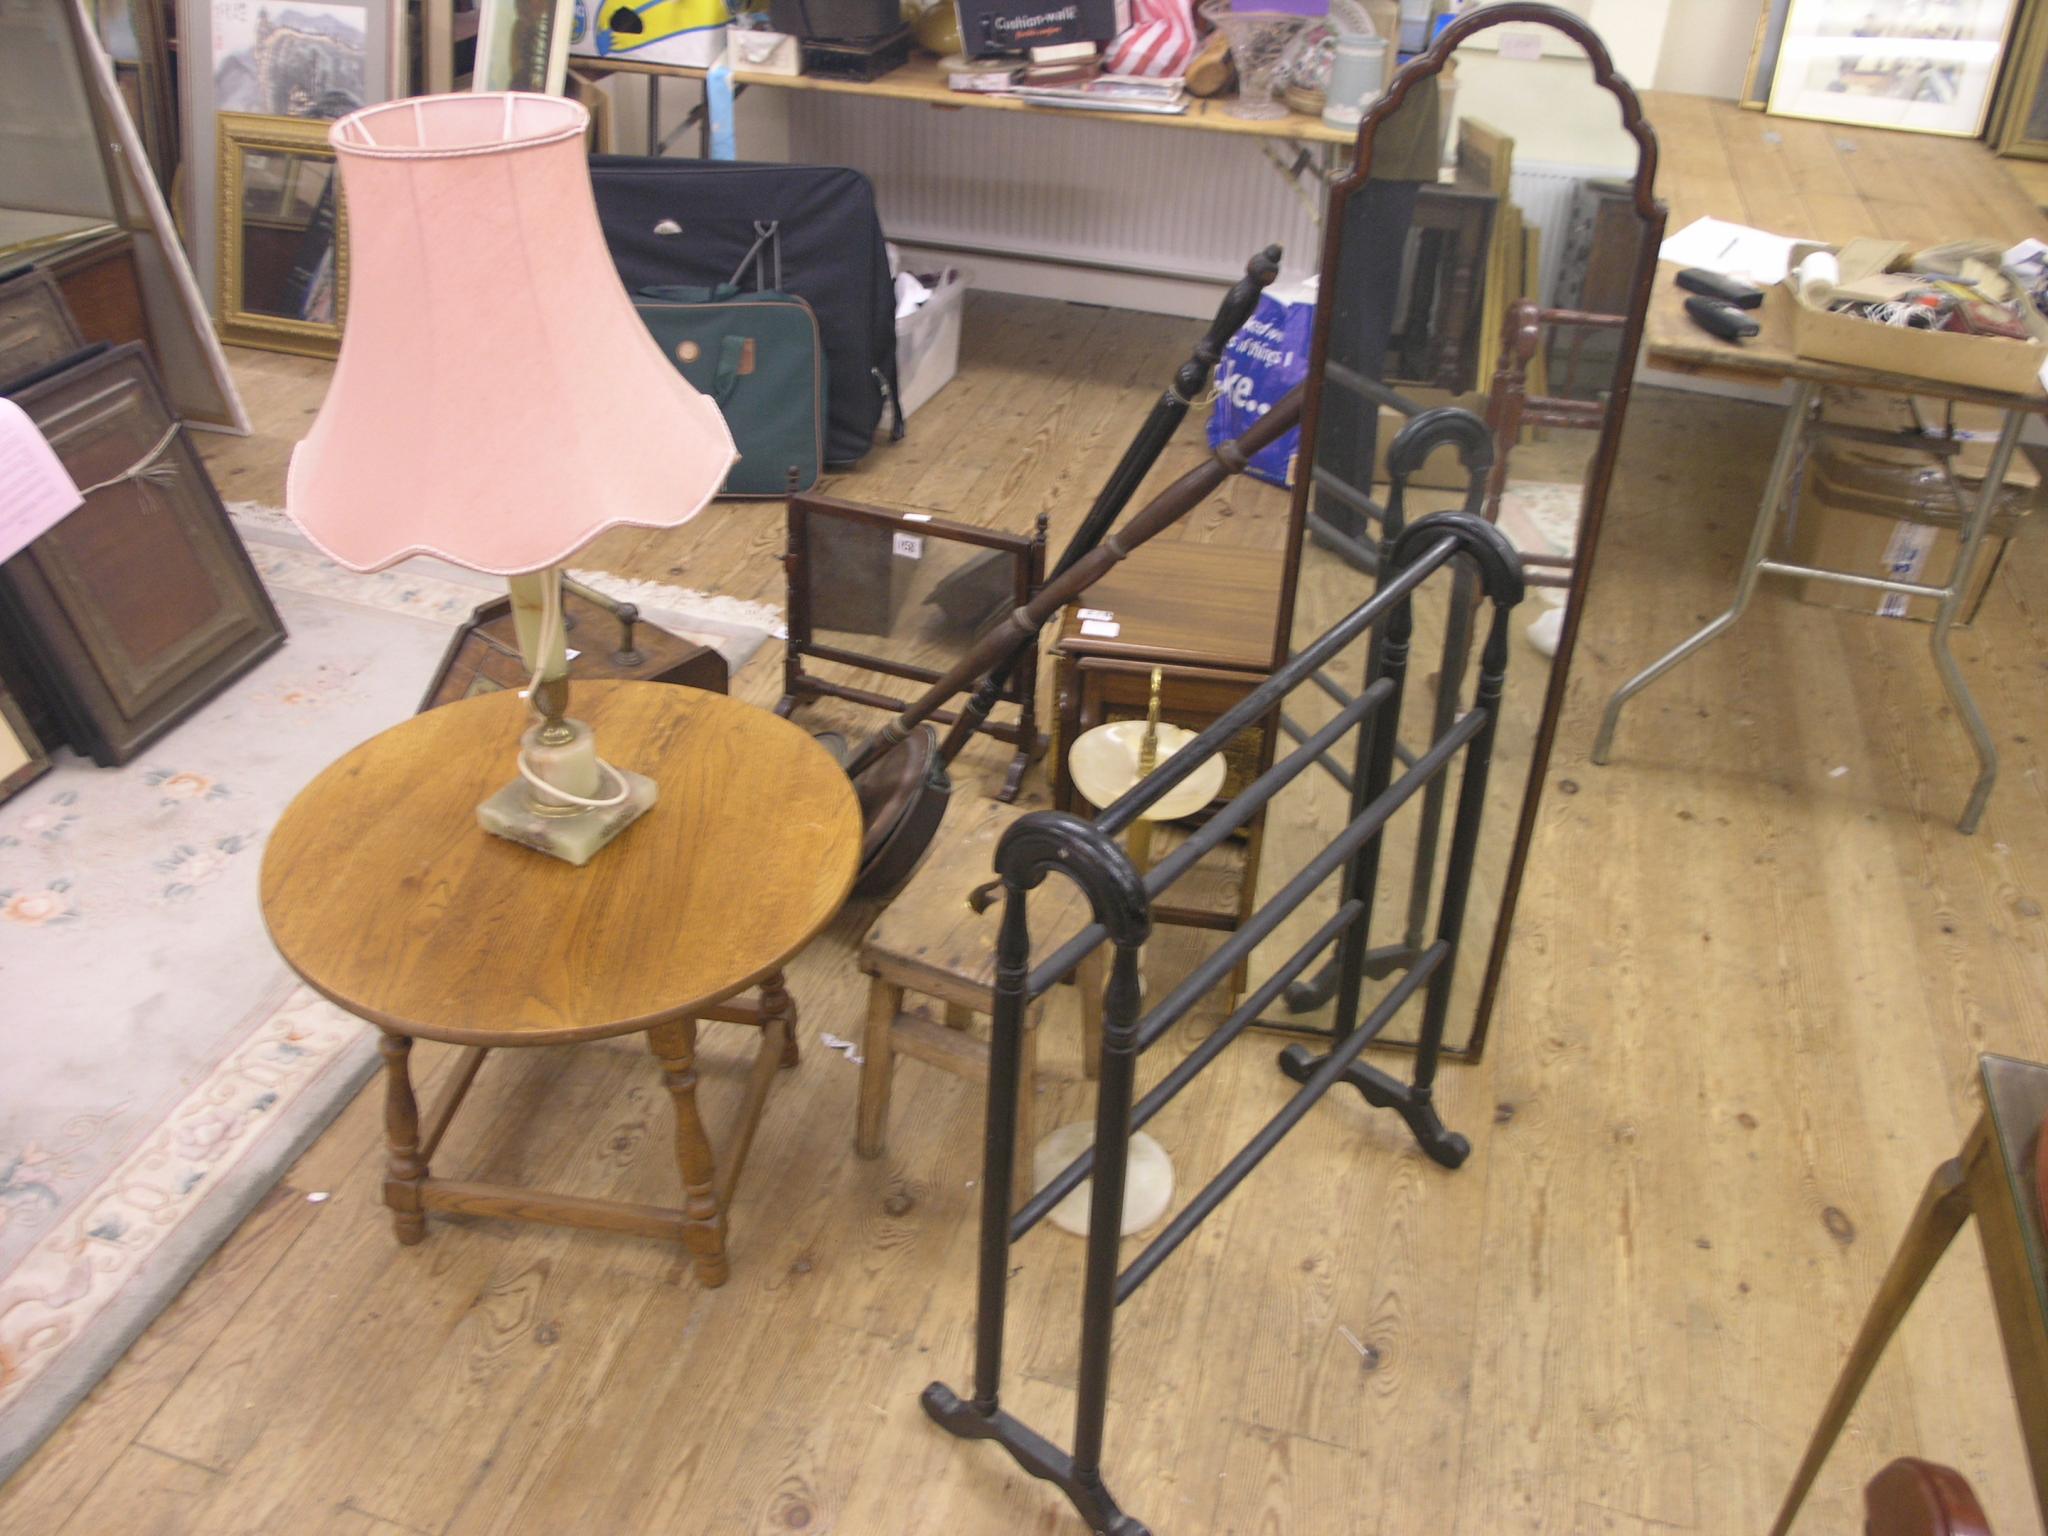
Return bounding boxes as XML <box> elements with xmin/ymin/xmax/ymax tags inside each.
<box><xmin>8</xmin><ymin>106</ymin><xmax>2048</xmax><ymax>1532</ymax></box>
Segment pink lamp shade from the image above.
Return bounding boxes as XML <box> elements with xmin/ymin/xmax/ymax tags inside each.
<box><xmin>286</xmin><ymin>93</ymin><xmax>737</xmax><ymax>577</ymax></box>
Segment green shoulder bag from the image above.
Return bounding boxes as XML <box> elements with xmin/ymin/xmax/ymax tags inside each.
<box><xmin>634</xmin><ymin>283</ymin><xmax>827</xmax><ymax>497</ymax></box>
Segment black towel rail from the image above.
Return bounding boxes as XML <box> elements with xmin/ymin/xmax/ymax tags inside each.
<box><xmin>922</xmin><ymin>484</ymin><xmax>1525</xmax><ymax>1536</ymax></box>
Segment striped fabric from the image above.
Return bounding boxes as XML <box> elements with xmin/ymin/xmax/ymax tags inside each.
<box><xmin>1105</xmin><ymin>0</ymin><xmax>1199</xmax><ymax>78</ymax></box>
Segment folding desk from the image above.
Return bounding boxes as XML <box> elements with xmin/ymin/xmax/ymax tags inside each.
<box><xmin>1594</xmin><ymin>269</ymin><xmax>2043</xmax><ymax>833</ymax></box>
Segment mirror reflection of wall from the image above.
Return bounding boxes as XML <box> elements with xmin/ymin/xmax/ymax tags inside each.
<box><xmin>237</xmin><ymin>152</ymin><xmax>341</xmax><ymax>323</ymax></box>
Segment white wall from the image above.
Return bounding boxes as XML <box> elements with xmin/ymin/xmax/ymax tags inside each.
<box><xmin>1447</xmin><ymin>53</ymin><xmax>1639</xmax><ymax>170</ymax></box>
<box><xmin>604</xmin><ymin>69</ymin><xmax>794</xmax><ymax>159</ymax></box>
<box><xmin>1652</xmin><ymin>0</ymin><xmax>1759</xmax><ymax>99</ymax></box>
<box><xmin>1443</xmin><ymin>0</ymin><xmax>1762</xmax><ymax>168</ymax></box>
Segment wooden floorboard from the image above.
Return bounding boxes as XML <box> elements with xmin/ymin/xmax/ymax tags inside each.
<box><xmin>6</xmin><ymin>94</ymin><xmax>2047</xmax><ymax>1536</ymax></box>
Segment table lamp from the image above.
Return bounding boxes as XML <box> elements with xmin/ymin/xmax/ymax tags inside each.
<box><xmin>285</xmin><ymin>93</ymin><xmax>737</xmax><ymax>865</ymax></box>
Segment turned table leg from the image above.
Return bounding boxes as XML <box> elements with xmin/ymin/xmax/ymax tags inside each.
<box><xmin>1767</xmin><ymin>1156</ymin><xmax>1974</xmax><ymax>1536</ymax></box>
<box><xmin>648</xmin><ymin>1017</ymin><xmax>730</xmax><ymax>1288</ymax></box>
<box><xmin>761</xmin><ymin>969</ymin><xmax>800</xmax><ymax>1068</ymax></box>
<box><xmin>379</xmin><ymin>1033</ymin><xmax>427</xmax><ymax>1245</ymax></box>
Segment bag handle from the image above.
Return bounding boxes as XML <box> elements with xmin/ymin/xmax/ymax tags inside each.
<box><xmin>641</xmin><ymin>282</ymin><xmax>740</xmax><ymax>303</ymax></box>
<box><xmin>728</xmin><ymin>221</ymin><xmax>783</xmax><ymax>292</ymax></box>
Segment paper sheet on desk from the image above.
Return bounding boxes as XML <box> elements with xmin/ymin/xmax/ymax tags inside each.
<box><xmin>1660</xmin><ymin>217</ymin><xmax>1811</xmax><ymax>285</ymax></box>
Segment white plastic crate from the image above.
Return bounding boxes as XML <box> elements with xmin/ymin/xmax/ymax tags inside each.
<box><xmin>895</xmin><ymin>268</ymin><xmax>966</xmax><ymax>421</ymax></box>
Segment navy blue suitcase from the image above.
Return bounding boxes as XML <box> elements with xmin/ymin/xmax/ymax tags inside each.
<box><xmin>589</xmin><ymin>155</ymin><xmax>903</xmax><ymax>467</ymax></box>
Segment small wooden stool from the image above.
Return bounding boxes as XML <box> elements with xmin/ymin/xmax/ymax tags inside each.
<box><xmin>857</xmin><ymin>798</ymin><xmax>1105</xmax><ymax>1207</ymax></box>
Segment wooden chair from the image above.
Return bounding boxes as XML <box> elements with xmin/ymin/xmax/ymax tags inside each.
<box><xmin>857</xmin><ymin>797</ymin><xmax>1105</xmax><ymax>1208</ymax></box>
<box><xmin>1480</xmin><ymin>296</ymin><xmax>1624</xmax><ymax>591</ymax></box>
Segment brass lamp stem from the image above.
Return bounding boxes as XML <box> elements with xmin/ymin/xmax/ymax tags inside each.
<box><xmin>1127</xmin><ymin>667</ymin><xmax>1165</xmax><ymax>875</ymax></box>
<box><xmin>1137</xmin><ymin>666</ymin><xmax>1163</xmax><ymax>779</ymax></box>
<box><xmin>478</xmin><ymin>569</ymin><xmax>656</xmax><ymax>861</ymax></box>
<box><xmin>508</xmin><ymin>567</ymin><xmax>575</xmax><ymax>744</ymax></box>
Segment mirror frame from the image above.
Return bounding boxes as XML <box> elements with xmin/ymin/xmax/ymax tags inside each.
<box><xmin>216</xmin><ymin>111</ymin><xmax>349</xmax><ymax>360</ymax></box>
<box><xmin>1283</xmin><ymin>1</ymin><xmax>1665</xmax><ymax>1061</ymax></box>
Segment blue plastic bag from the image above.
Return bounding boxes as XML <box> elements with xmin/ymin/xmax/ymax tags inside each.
<box><xmin>1208</xmin><ymin>286</ymin><xmax>1313</xmax><ymax>489</ymax></box>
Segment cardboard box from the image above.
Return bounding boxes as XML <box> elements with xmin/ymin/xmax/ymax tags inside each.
<box><xmin>1784</xmin><ymin>440</ymin><xmax>2039</xmax><ymax>626</ymax></box>
<box><xmin>1784</xmin><ymin>238</ymin><xmax>2048</xmax><ymax>397</ymax></box>
<box><xmin>956</xmin><ymin>0</ymin><xmax>1128</xmax><ymax>58</ymax></box>
<box><xmin>570</xmin><ymin>1</ymin><xmax>729</xmax><ymax>68</ymax></box>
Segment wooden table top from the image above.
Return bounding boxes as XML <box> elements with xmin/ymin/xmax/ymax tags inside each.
<box><xmin>1644</xmin><ymin>262</ymin><xmax>2048</xmax><ymax>413</ymax></box>
<box><xmin>260</xmin><ymin>683</ymin><xmax>861</xmax><ymax>1046</ymax></box>
<box><xmin>1053</xmin><ymin>539</ymin><xmax>1288</xmax><ymax>673</ymax></box>
<box><xmin>579</xmin><ymin>51</ymin><xmax>1354</xmax><ymax>146</ymax></box>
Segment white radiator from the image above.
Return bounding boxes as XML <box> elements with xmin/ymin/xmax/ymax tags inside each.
<box><xmin>786</xmin><ymin>94</ymin><xmax>1622</xmax><ymax>314</ymax></box>
<box><xmin>1509</xmin><ymin>159</ymin><xmax>1629</xmax><ymax>307</ymax></box>
<box><xmin>786</xmin><ymin>94</ymin><xmax>1323</xmax><ymax>287</ymax></box>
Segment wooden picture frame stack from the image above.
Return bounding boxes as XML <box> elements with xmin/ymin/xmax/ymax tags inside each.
<box><xmin>0</xmin><ymin>343</ymin><xmax>284</xmax><ymax>766</ymax></box>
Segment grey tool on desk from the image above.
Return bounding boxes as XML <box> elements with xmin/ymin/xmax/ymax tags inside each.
<box><xmin>1684</xmin><ymin>294</ymin><xmax>1761</xmax><ymax>342</ymax></box>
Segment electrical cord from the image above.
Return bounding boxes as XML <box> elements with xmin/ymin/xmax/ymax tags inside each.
<box><xmin>516</xmin><ymin>572</ymin><xmax>631</xmax><ymax>810</ymax></box>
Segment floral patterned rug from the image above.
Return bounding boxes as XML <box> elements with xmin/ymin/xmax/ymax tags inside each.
<box><xmin>0</xmin><ymin>543</ymin><xmax>472</xmax><ymax>1481</ymax></box>
<box><xmin>0</xmin><ymin>523</ymin><xmax>778</xmax><ymax>1483</ymax></box>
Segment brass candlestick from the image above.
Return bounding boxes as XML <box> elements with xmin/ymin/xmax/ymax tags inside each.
<box><xmin>1125</xmin><ymin>668</ymin><xmax>1166</xmax><ymax>875</ymax></box>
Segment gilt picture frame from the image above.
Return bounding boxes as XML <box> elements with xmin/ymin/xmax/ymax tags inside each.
<box><xmin>180</xmin><ymin>2</ymin><xmax>400</xmax><ymax>329</ymax></box>
<box><xmin>0</xmin><ymin>681</ymin><xmax>53</xmax><ymax>807</ymax></box>
<box><xmin>215</xmin><ymin>111</ymin><xmax>348</xmax><ymax>358</ymax></box>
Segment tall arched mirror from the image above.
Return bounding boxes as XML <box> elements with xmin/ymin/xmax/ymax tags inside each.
<box><xmin>1248</xmin><ymin>3</ymin><xmax>1664</xmax><ymax>1060</ymax></box>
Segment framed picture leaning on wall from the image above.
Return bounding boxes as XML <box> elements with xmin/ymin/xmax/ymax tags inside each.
<box><xmin>89</xmin><ymin>0</ymin><xmax>179</xmax><ymax>189</ymax></box>
<box><xmin>179</xmin><ymin>2</ymin><xmax>402</xmax><ymax>323</ymax></box>
<box><xmin>1768</xmin><ymin>0</ymin><xmax>2022</xmax><ymax>136</ymax></box>
<box><xmin>473</xmin><ymin>0</ymin><xmax>578</xmax><ymax>93</ymax></box>
<box><xmin>1740</xmin><ymin>0</ymin><xmax>1793</xmax><ymax>109</ymax></box>
<box><xmin>0</xmin><ymin>681</ymin><xmax>53</xmax><ymax>808</ymax></box>
<box><xmin>1990</xmin><ymin>0</ymin><xmax>2048</xmax><ymax>155</ymax></box>
<box><xmin>215</xmin><ymin>111</ymin><xmax>349</xmax><ymax>357</ymax></box>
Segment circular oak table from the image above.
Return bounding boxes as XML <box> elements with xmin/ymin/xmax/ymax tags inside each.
<box><xmin>260</xmin><ymin>682</ymin><xmax>861</xmax><ymax>1287</ymax></box>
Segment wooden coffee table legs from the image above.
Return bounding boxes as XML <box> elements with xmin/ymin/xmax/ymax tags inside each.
<box><xmin>371</xmin><ymin>972</ymin><xmax>801</xmax><ymax>1286</ymax></box>
<box><xmin>649</xmin><ymin>1015</ymin><xmax>734</xmax><ymax>1288</ymax></box>
<box><xmin>380</xmin><ymin>1035</ymin><xmax>427</xmax><ymax>1246</ymax></box>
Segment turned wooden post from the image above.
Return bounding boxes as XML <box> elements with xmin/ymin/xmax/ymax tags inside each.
<box><xmin>647</xmin><ymin>1018</ymin><xmax>730</xmax><ymax>1288</ymax></box>
<box><xmin>379</xmin><ymin>1033</ymin><xmax>427</xmax><ymax>1245</ymax></box>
